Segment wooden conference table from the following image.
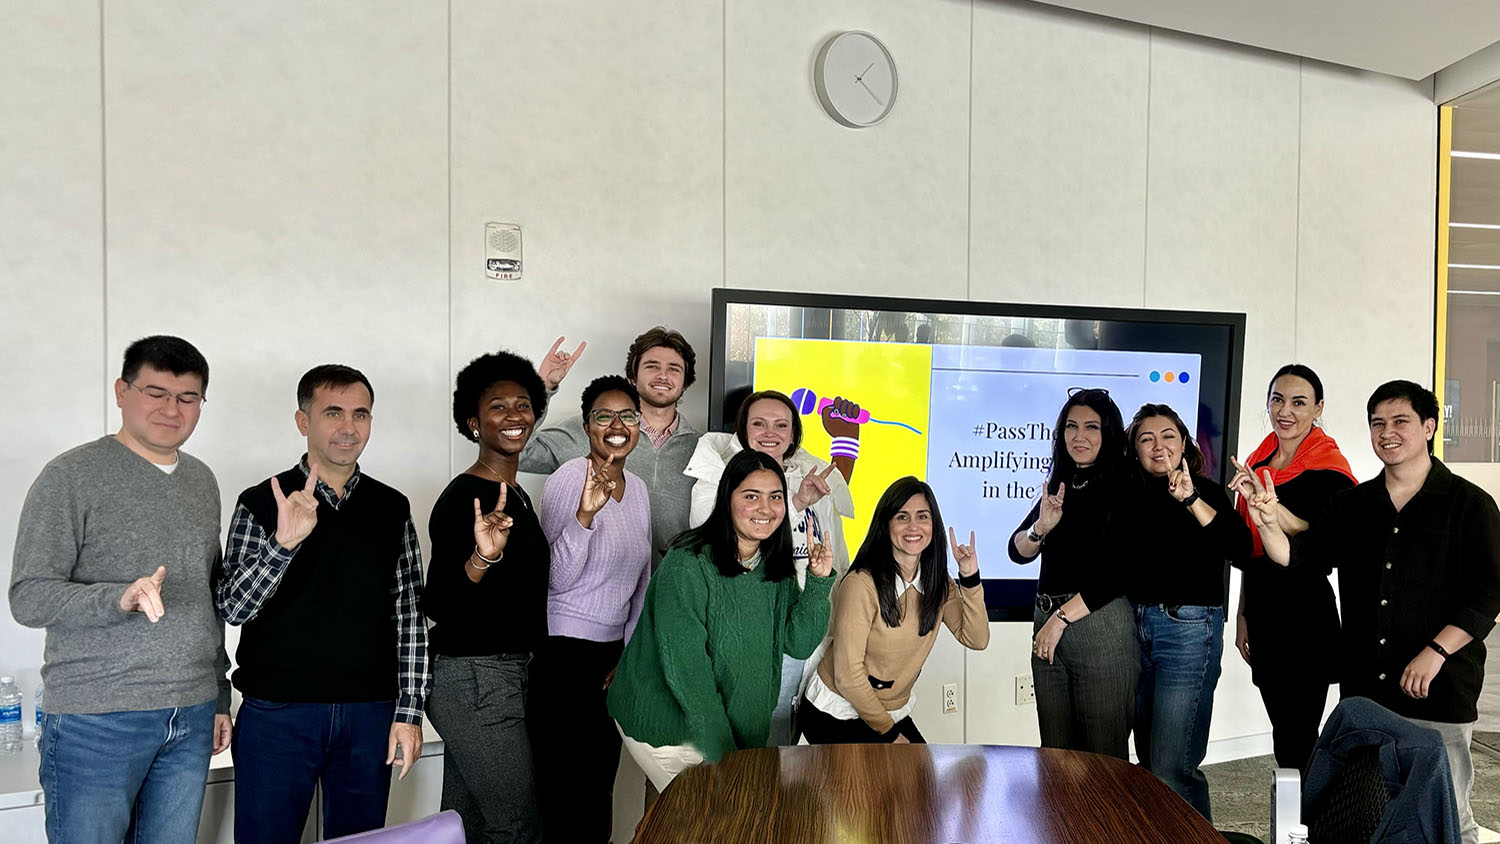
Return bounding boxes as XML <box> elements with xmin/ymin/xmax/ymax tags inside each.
<box><xmin>631</xmin><ymin>743</ymin><xmax>1226</xmax><ymax>844</ymax></box>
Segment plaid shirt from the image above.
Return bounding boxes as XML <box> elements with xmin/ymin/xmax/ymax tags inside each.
<box><xmin>217</xmin><ymin>458</ymin><xmax>430</xmax><ymax>724</ymax></box>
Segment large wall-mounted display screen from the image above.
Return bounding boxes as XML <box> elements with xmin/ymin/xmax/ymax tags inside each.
<box><xmin>709</xmin><ymin>288</ymin><xmax>1247</xmax><ymax>620</ymax></box>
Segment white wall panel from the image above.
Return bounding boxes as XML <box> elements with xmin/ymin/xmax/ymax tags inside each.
<box><xmin>0</xmin><ymin>0</ymin><xmax>103</xmax><ymax>700</ymax></box>
<box><xmin>449</xmin><ymin>0</ymin><xmax>723</xmax><ymax>445</ymax></box>
<box><xmin>1143</xmin><ymin>29</ymin><xmax>1300</xmax><ymax>745</ymax></box>
<box><xmin>102</xmin><ymin>1</ymin><xmax>450</xmax><ymax>531</ymax></box>
<box><xmin>1296</xmin><ymin>63</ymin><xmax>1436</xmax><ymax>482</ymax></box>
<box><xmin>725</xmin><ymin>0</ymin><xmax>970</xmax><ymax>299</ymax></box>
<box><xmin>969</xmin><ymin>1</ymin><xmax>1150</xmax><ymax>306</ymax></box>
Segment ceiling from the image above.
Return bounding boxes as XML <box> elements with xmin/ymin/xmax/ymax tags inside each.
<box><xmin>1027</xmin><ymin>0</ymin><xmax>1500</xmax><ymax>81</ymax></box>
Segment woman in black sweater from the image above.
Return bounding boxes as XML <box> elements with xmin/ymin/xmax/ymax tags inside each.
<box><xmin>1008</xmin><ymin>388</ymin><xmax>1138</xmax><ymax>759</ymax></box>
<box><xmin>424</xmin><ymin>351</ymin><xmax>550</xmax><ymax>844</ymax></box>
<box><xmin>1126</xmin><ymin>403</ymin><xmax>1250</xmax><ymax>822</ymax></box>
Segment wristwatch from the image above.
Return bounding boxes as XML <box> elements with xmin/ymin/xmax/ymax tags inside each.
<box><xmin>1026</xmin><ymin>526</ymin><xmax>1045</xmax><ymax>544</ymax></box>
<box><xmin>1181</xmin><ymin>490</ymin><xmax>1201</xmax><ymax>508</ymax></box>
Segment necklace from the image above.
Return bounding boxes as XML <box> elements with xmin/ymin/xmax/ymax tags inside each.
<box><xmin>475</xmin><ymin>454</ymin><xmax>527</xmax><ymax>508</ymax></box>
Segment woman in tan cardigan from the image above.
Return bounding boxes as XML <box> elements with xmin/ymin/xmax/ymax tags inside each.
<box><xmin>797</xmin><ymin>476</ymin><xmax>989</xmax><ymax>742</ymax></box>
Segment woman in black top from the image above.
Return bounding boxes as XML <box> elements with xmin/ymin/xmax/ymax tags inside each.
<box><xmin>1008</xmin><ymin>388</ymin><xmax>1138</xmax><ymax>759</ymax></box>
<box><xmin>424</xmin><ymin>351</ymin><xmax>550</xmax><ymax>844</ymax></box>
<box><xmin>1126</xmin><ymin>403</ymin><xmax>1250</xmax><ymax>821</ymax></box>
<box><xmin>1228</xmin><ymin>365</ymin><xmax>1355</xmax><ymax>775</ymax></box>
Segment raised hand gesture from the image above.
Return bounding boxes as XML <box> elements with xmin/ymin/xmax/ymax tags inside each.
<box><xmin>1227</xmin><ymin>456</ymin><xmax>1258</xmax><ymax>501</ymax></box>
<box><xmin>808</xmin><ymin>535</ymin><xmax>834</xmax><ymax>578</ymax></box>
<box><xmin>1035</xmin><ymin>483</ymin><xmax>1066</xmax><ymax>535</ymax></box>
<box><xmin>578</xmin><ymin>455</ymin><xmax>617</xmax><ymax>521</ymax></box>
<box><xmin>948</xmin><ymin>527</ymin><xmax>979</xmax><ymax>577</ymax></box>
<box><xmin>1167</xmin><ymin>457</ymin><xmax>1196</xmax><ymax>502</ymax></box>
<box><xmin>120</xmin><ymin>565</ymin><xmax>167</xmax><ymax>623</ymax></box>
<box><xmin>473</xmin><ymin>483</ymin><xmax>514</xmax><ymax>560</ymax></box>
<box><xmin>1241</xmin><ymin>467</ymin><xmax>1281</xmax><ymax>529</ymax></box>
<box><xmin>538</xmin><ymin>336</ymin><xmax>586</xmax><ymax>391</ymax></box>
<box><xmin>793</xmin><ymin>463</ymin><xmax>837</xmax><ymax>512</ymax></box>
<box><xmin>272</xmin><ymin>465</ymin><xmax>321</xmax><ymax>550</ymax></box>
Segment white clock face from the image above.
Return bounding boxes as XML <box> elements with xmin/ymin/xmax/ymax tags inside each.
<box><xmin>814</xmin><ymin>32</ymin><xmax>898</xmax><ymax>128</ymax></box>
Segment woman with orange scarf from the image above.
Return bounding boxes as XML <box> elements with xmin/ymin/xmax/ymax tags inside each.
<box><xmin>1229</xmin><ymin>364</ymin><xmax>1357</xmax><ymax>775</ymax></box>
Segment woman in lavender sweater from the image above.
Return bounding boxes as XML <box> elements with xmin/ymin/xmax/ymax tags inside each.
<box><xmin>530</xmin><ymin>374</ymin><xmax>653</xmax><ymax>843</ymax></box>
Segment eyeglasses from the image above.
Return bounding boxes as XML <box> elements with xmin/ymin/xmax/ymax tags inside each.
<box><xmin>127</xmin><ymin>381</ymin><xmax>205</xmax><ymax>407</ymax></box>
<box><xmin>589</xmin><ymin>409</ymin><xmax>641</xmax><ymax>428</ymax></box>
<box><xmin>1068</xmin><ymin>387</ymin><xmax>1110</xmax><ymax>398</ymax></box>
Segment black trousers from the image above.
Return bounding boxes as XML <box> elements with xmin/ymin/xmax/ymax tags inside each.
<box><xmin>528</xmin><ymin>636</ymin><xmax>625</xmax><ymax>843</ymax></box>
<box><xmin>1254</xmin><ymin>648</ymin><xmax>1330</xmax><ymax>776</ymax></box>
<box><xmin>796</xmin><ymin>695</ymin><xmax>926</xmax><ymax>744</ymax></box>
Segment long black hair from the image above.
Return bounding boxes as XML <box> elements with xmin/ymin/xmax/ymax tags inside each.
<box><xmin>674</xmin><ymin>449</ymin><xmax>795</xmax><ymax>581</ymax></box>
<box><xmin>848</xmin><ymin>476</ymin><xmax>951</xmax><ymax>636</ymax></box>
<box><xmin>1046</xmin><ymin>388</ymin><xmax>1128</xmax><ymax>494</ymax></box>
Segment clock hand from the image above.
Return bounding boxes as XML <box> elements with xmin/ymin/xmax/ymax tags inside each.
<box><xmin>857</xmin><ymin>77</ymin><xmax>884</xmax><ymax>107</ymax></box>
<box><xmin>855</xmin><ymin>61</ymin><xmax>876</xmax><ymax>82</ymax></box>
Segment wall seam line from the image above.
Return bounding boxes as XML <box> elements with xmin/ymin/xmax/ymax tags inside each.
<box><xmin>447</xmin><ymin>0</ymin><xmax>454</xmax><ymax>476</ymax></box>
<box><xmin>966</xmin><ymin>0</ymin><xmax>974</xmax><ymax>303</ymax></box>
<box><xmin>1141</xmin><ymin>28</ymin><xmax>1152</xmax><ymax>309</ymax></box>
<box><xmin>100</xmin><ymin>0</ymin><xmax>109</xmax><ymax>432</ymax></box>
<box><xmin>1294</xmin><ymin>59</ymin><xmax>1303</xmax><ymax>362</ymax></box>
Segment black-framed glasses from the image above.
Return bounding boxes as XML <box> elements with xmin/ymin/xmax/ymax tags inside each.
<box><xmin>589</xmin><ymin>409</ymin><xmax>641</xmax><ymax>427</ymax></box>
<box><xmin>127</xmin><ymin>381</ymin><xmax>205</xmax><ymax>407</ymax></box>
<box><xmin>1067</xmin><ymin>387</ymin><xmax>1110</xmax><ymax>398</ymax></box>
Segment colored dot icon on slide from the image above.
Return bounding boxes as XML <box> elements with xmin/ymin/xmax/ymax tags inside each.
<box><xmin>1148</xmin><ymin>370</ymin><xmax>1192</xmax><ymax>384</ymax></box>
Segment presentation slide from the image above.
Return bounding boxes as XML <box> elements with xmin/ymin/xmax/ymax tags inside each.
<box><xmin>754</xmin><ymin>338</ymin><xmax>1202</xmax><ymax>577</ymax></box>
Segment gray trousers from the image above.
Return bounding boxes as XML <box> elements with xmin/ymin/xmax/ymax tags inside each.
<box><xmin>1032</xmin><ymin>596</ymin><xmax>1140</xmax><ymax>759</ymax></box>
<box><xmin>1407</xmin><ymin>716</ymin><xmax>1477</xmax><ymax>844</ymax></box>
<box><xmin>426</xmin><ymin>654</ymin><xmax>540</xmax><ymax>844</ymax></box>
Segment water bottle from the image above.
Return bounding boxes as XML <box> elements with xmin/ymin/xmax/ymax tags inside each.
<box><xmin>1286</xmin><ymin>824</ymin><xmax>1310</xmax><ymax>844</ymax></box>
<box><xmin>0</xmin><ymin>676</ymin><xmax>22</xmax><ymax>754</ymax></box>
<box><xmin>33</xmin><ymin>679</ymin><xmax>44</xmax><ymax>750</ymax></box>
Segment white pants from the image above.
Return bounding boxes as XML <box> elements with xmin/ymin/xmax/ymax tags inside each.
<box><xmin>616</xmin><ymin>722</ymin><xmax>705</xmax><ymax>792</ymax></box>
<box><xmin>1407</xmin><ymin>716</ymin><xmax>1477</xmax><ymax>844</ymax></box>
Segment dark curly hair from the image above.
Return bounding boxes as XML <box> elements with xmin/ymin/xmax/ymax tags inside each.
<box><xmin>581</xmin><ymin>375</ymin><xmax>640</xmax><ymax>418</ymax></box>
<box><xmin>452</xmin><ymin>350</ymin><xmax>547</xmax><ymax>442</ymax></box>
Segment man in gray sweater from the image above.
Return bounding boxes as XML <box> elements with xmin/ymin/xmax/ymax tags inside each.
<box><xmin>522</xmin><ymin>327</ymin><xmax>701</xmax><ymax>568</ymax></box>
<box><xmin>9</xmin><ymin>335</ymin><xmax>231</xmax><ymax>844</ymax></box>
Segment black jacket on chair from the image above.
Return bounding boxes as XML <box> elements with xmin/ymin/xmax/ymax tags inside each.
<box><xmin>1303</xmin><ymin>697</ymin><xmax>1459</xmax><ymax>844</ymax></box>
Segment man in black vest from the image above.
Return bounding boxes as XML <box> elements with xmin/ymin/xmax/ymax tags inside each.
<box><xmin>215</xmin><ymin>364</ymin><xmax>429</xmax><ymax>844</ymax></box>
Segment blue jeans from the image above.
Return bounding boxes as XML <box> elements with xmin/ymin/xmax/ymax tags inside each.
<box><xmin>232</xmin><ymin>698</ymin><xmax>396</xmax><ymax>844</ymax></box>
<box><xmin>766</xmin><ymin>654</ymin><xmax>805</xmax><ymax>747</ymax></box>
<box><xmin>1134</xmin><ymin>604</ymin><xmax>1223</xmax><ymax>820</ymax></box>
<box><xmin>38</xmin><ymin>700</ymin><xmax>216</xmax><ymax>844</ymax></box>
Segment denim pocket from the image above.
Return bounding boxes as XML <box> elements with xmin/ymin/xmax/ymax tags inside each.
<box><xmin>240</xmin><ymin>696</ymin><xmax>292</xmax><ymax>710</ymax></box>
<box><xmin>1164</xmin><ymin>605</ymin><xmax>1212</xmax><ymax>623</ymax></box>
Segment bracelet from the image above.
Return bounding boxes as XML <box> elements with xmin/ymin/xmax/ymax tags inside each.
<box><xmin>1181</xmin><ymin>490</ymin><xmax>1201</xmax><ymax>508</ymax></box>
<box><xmin>472</xmin><ymin>547</ymin><xmax>503</xmax><ymax>569</ymax></box>
<box><xmin>830</xmin><ymin>436</ymin><xmax>860</xmax><ymax>460</ymax></box>
<box><xmin>1055</xmin><ymin>608</ymin><xmax>1073</xmax><ymax>626</ymax></box>
<box><xmin>1026</xmin><ymin>526</ymin><xmax>1045</xmax><ymax>544</ymax></box>
<box><xmin>1428</xmin><ymin>640</ymin><xmax>1450</xmax><ymax>659</ymax></box>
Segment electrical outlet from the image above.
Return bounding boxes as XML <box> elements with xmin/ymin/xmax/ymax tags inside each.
<box><xmin>942</xmin><ymin>683</ymin><xmax>959</xmax><ymax>714</ymax></box>
<box><xmin>1014</xmin><ymin>674</ymin><xmax>1035</xmax><ymax>706</ymax></box>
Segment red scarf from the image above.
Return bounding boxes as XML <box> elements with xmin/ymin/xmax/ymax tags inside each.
<box><xmin>1235</xmin><ymin>426</ymin><xmax>1357</xmax><ymax>558</ymax></box>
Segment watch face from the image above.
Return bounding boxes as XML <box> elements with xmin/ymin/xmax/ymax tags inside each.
<box><xmin>815</xmin><ymin>32</ymin><xmax>898</xmax><ymax>128</ymax></box>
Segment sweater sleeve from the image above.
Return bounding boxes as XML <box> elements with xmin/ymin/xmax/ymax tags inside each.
<box><xmin>540</xmin><ymin>460</ymin><xmax>596</xmax><ymax>590</ymax></box>
<box><xmin>653</xmin><ymin>551</ymin><xmax>737</xmax><ymax>762</ymax></box>
<box><xmin>1008</xmin><ymin>500</ymin><xmax>1043</xmax><ymax>564</ymax></box>
<box><xmin>828</xmin><ymin>574</ymin><xmax>898</xmax><ymax>735</ymax></box>
<box><xmin>518</xmin><ymin>418</ymin><xmax>585</xmax><ymax>475</ymax></box>
<box><xmin>1197</xmin><ymin>479</ymin><xmax>1252</xmax><ymax>564</ymax></box>
<box><xmin>941</xmin><ymin>578</ymin><xmax>991</xmax><ymax>650</ymax></box>
<box><xmin>783</xmin><ymin>571</ymin><xmax>835</xmax><ymax>658</ymax></box>
<box><xmin>9</xmin><ymin>465</ymin><xmax>132</xmax><ymax>631</ymax></box>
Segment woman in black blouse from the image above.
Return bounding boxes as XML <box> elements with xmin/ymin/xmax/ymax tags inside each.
<box><xmin>1009</xmin><ymin>388</ymin><xmax>1137</xmax><ymax>759</ymax></box>
<box><xmin>424</xmin><ymin>351</ymin><xmax>550</xmax><ymax>844</ymax></box>
<box><xmin>1228</xmin><ymin>364</ymin><xmax>1355</xmax><ymax>775</ymax></box>
<box><xmin>1126</xmin><ymin>403</ymin><xmax>1250</xmax><ymax>822</ymax></box>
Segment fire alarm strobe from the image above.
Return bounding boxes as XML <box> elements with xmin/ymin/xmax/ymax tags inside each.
<box><xmin>486</xmin><ymin>222</ymin><xmax>522</xmax><ymax>280</ymax></box>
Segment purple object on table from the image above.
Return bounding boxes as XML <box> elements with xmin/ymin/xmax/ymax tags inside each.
<box><xmin>321</xmin><ymin>810</ymin><xmax>465</xmax><ymax>843</ymax></box>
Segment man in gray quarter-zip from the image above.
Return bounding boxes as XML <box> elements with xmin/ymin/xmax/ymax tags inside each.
<box><xmin>9</xmin><ymin>335</ymin><xmax>231</xmax><ymax>844</ymax></box>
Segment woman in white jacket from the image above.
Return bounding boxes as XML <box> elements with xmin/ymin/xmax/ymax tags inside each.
<box><xmin>684</xmin><ymin>390</ymin><xmax>855</xmax><ymax>745</ymax></box>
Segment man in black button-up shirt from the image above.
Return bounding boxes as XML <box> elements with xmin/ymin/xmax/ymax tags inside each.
<box><xmin>1243</xmin><ymin>380</ymin><xmax>1500</xmax><ymax>844</ymax></box>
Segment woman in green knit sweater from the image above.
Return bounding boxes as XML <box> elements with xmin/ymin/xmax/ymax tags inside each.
<box><xmin>607</xmin><ymin>449</ymin><xmax>835</xmax><ymax>790</ymax></box>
